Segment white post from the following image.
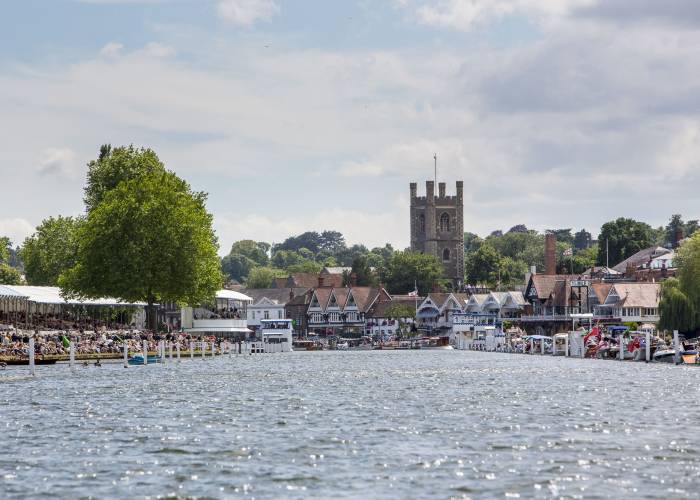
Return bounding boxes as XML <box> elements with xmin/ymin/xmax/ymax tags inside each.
<box><xmin>541</xmin><ymin>338</ymin><xmax>545</xmax><ymax>355</ymax></box>
<box><xmin>143</xmin><ymin>340</ymin><xmax>148</xmax><ymax>365</ymax></box>
<box><xmin>176</xmin><ymin>341</ymin><xmax>181</xmax><ymax>362</ymax></box>
<box><xmin>169</xmin><ymin>341</ymin><xmax>173</xmax><ymax>360</ymax></box>
<box><xmin>160</xmin><ymin>341</ymin><xmax>166</xmax><ymax>363</ymax></box>
<box><xmin>619</xmin><ymin>335</ymin><xmax>625</xmax><ymax>361</ymax></box>
<box><xmin>69</xmin><ymin>341</ymin><xmax>75</xmax><ymax>369</ymax></box>
<box><xmin>564</xmin><ymin>335</ymin><xmax>569</xmax><ymax>357</ymax></box>
<box><xmin>645</xmin><ymin>331</ymin><xmax>651</xmax><ymax>362</ymax></box>
<box><xmin>28</xmin><ymin>337</ymin><xmax>35</xmax><ymax>377</ymax></box>
<box><xmin>190</xmin><ymin>341</ymin><xmax>194</xmax><ymax>359</ymax></box>
<box><xmin>202</xmin><ymin>342</ymin><xmax>206</xmax><ymax>359</ymax></box>
<box><xmin>673</xmin><ymin>330</ymin><xmax>680</xmax><ymax>364</ymax></box>
<box><xmin>123</xmin><ymin>342</ymin><xmax>128</xmax><ymax>368</ymax></box>
<box><xmin>530</xmin><ymin>338</ymin><xmax>534</xmax><ymax>355</ymax></box>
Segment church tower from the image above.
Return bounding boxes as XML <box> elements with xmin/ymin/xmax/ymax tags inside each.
<box><xmin>410</xmin><ymin>181</ymin><xmax>464</xmax><ymax>287</ymax></box>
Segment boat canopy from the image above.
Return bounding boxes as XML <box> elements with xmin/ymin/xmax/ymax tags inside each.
<box><xmin>0</xmin><ymin>285</ymin><xmax>28</xmax><ymax>299</ymax></box>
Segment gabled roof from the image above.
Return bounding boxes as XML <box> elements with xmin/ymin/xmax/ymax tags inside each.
<box><xmin>465</xmin><ymin>294</ymin><xmax>489</xmax><ymax>309</ymax></box>
<box><xmin>526</xmin><ymin>275</ymin><xmax>578</xmax><ymax>301</ymax></box>
<box><xmin>589</xmin><ymin>283</ymin><xmax>613</xmax><ymax>304</ymax></box>
<box><xmin>612</xmin><ymin>246</ymin><xmax>671</xmax><ymax>273</ymax></box>
<box><xmin>241</xmin><ymin>288</ymin><xmax>309</xmax><ymax>306</ymax></box>
<box><xmin>503</xmin><ymin>291</ymin><xmax>527</xmax><ymax>308</ymax></box>
<box><xmin>366</xmin><ymin>298</ymin><xmax>416</xmax><ymax>319</ymax></box>
<box><xmin>608</xmin><ymin>283</ymin><xmax>661</xmax><ymax>308</ymax></box>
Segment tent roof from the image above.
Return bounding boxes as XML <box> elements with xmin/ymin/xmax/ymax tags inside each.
<box><xmin>0</xmin><ymin>285</ymin><xmax>28</xmax><ymax>298</ymax></box>
<box><xmin>216</xmin><ymin>289</ymin><xmax>253</xmax><ymax>302</ymax></box>
<box><xmin>1</xmin><ymin>286</ymin><xmax>146</xmax><ymax>306</ymax></box>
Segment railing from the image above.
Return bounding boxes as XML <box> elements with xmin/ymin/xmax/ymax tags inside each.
<box><xmin>193</xmin><ymin>319</ymin><xmax>248</xmax><ymax>328</ymax></box>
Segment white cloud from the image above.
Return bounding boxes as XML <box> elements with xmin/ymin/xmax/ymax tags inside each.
<box><xmin>214</xmin><ymin>209</ymin><xmax>407</xmax><ymax>255</ymax></box>
<box><xmin>405</xmin><ymin>0</ymin><xmax>594</xmax><ymax>30</ymax></box>
<box><xmin>216</xmin><ymin>0</ymin><xmax>279</xmax><ymax>26</ymax></box>
<box><xmin>37</xmin><ymin>148</ymin><xmax>78</xmax><ymax>179</ymax></box>
<box><xmin>100</xmin><ymin>42</ymin><xmax>124</xmax><ymax>57</ymax></box>
<box><xmin>0</xmin><ymin>218</ymin><xmax>35</xmax><ymax>247</ymax></box>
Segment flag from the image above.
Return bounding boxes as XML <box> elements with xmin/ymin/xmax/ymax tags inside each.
<box><xmin>408</xmin><ymin>290</ymin><xmax>418</xmax><ymax>297</ymax></box>
<box><xmin>61</xmin><ymin>335</ymin><xmax>70</xmax><ymax>348</ymax></box>
<box><xmin>563</xmin><ymin>247</ymin><xmax>573</xmax><ymax>257</ymax></box>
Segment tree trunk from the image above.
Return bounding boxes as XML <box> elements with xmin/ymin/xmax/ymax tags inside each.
<box><xmin>147</xmin><ymin>300</ymin><xmax>157</xmax><ymax>332</ymax></box>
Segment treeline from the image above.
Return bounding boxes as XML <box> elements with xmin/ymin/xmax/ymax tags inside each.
<box><xmin>221</xmin><ymin>232</ymin><xmax>445</xmax><ymax>293</ymax></box>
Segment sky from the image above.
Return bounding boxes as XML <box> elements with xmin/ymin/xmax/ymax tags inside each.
<box><xmin>1</xmin><ymin>0</ymin><xmax>700</xmax><ymax>255</ymax></box>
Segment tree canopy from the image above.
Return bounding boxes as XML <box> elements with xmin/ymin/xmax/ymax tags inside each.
<box><xmin>380</xmin><ymin>251</ymin><xmax>443</xmax><ymax>295</ymax></box>
<box><xmin>61</xmin><ymin>168</ymin><xmax>222</xmax><ymax>328</ymax></box>
<box><xmin>84</xmin><ymin>144</ymin><xmax>166</xmax><ymax>212</ymax></box>
<box><xmin>20</xmin><ymin>216</ymin><xmax>81</xmax><ymax>286</ymax></box>
<box><xmin>596</xmin><ymin>218</ymin><xmax>654</xmax><ymax>266</ymax></box>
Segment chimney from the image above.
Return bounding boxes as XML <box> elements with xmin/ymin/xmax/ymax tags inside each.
<box><xmin>318</xmin><ymin>274</ymin><xmax>327</xmax><ymax>288</ymax></box>
<box><xmin>545</xmin><ymin>233</ymin><xmax>556</xmax><ymax>275</ymax></box>
<box><xmin>438</xmin><ymin>182</ymin><xmax>446</xmax><ymax>198</ymax></box>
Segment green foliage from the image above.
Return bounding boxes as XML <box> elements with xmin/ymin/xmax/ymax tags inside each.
<box><xmin>84</xmin><ymin>144</ymin><xmax>166</xmax><ymax>212</ymax></box>
<box><xmin>346</xmin><ymin>255</ymin><xmax>376</xmax><ymax>287</ymax></box>
<box><xmin>383</xmin><ymin>302</ymin><xmax>416</xmax><ymax>319</ymax></box>
<box><xmin>487</xmin><ymin>231</ymin><xmax>544</xmax><ymax>270</ymax></box>
<box><xmin>597</xmin><ymin>218</ymin><xmax>654</xmax><ymax>266</ymax></box>
<box><xmin>0</xmin><ymin>264</ymin><xmax>22</xmax><ymax>285</ymax></box>
<box><xmin>246</xmin><ymin>267</ymin><xmax>286</xmax><ymax>289</ymax></box>
<box><xmin>465</xmin><ymin>243</ymin><xmax>501</xmax><ymax>286</ymax></box>
<box><xmin>20</xmin><ymin>216</ymin><xmax>81</xmax><ymax>286</ymax></box>
<box><xmin>380</xmin><ymin>251</ymin><xmax>443</xmax><ymax>295</ymax></box>
<box><xmin>659</xmin><ymin>278</ymin><xmax>697</xmax><ymax>333</ymax></box>
<box><xmin>286</xmin><ymin>261</ymin><xmax>323</xmax><ymax>274</ymax></box>
<box><xmin>664</xmin><ymin>214</ymin><xmax>699</xmax><ymax>246</ymax></box>
<box><xmin>676</xmin><ymin>232</ymin><xmax>700</xmax><ymax>325</ymax></box>
<box><xmin>464</xmin><ymin>232</ymin><xmax>482</xmax><ymax>253</ymax></box>
<box><xmin>221</xmin><ymin>253</ymin><xmax>256</xmax><ymax>283</ymax></box>
<box><xmin>0</xmin><ymin>237</ymin><xmax>10</xmax><ymax>264</ymax></box>
<box><xmin>546</xmin><ymin>228</ymin><xmax>574</xmax><ymax>245</ymax></box>
<box><xmin>61</xmin><ymin>169</ymin><xmax>222</xmax><ymax>328</ymax></box>
<box><xmin>574</xmin><ymin>229</ymin><xmax>592</xmax><ymax>250</ymax></box>
<box><xmin>228</xmin><ymin>240</ymin><xmax>269</xmax><ymax>267</ymax></box>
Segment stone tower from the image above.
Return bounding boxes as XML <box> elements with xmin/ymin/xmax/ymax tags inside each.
<box><xmin>410</xmin><ymin>181</ymin><xmax>464</xmax><ymax>287</ymax></box>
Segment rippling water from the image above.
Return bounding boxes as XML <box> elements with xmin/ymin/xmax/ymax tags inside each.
<box><xmin>2</xmin><ymin>351</ymin><xmax>700</xmax><ymax>499</ymax></box>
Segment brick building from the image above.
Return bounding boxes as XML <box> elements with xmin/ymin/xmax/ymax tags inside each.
<box><xmin>410</xmin><ymin>180</ymin><xmax>465</xmax><ymax>287</ymax></box>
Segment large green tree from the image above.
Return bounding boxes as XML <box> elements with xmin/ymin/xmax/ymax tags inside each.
<box><xmin>346</xmin><ymin>255</ymin><xmax>376</xmax><ymax>287</ymax></box>
<box><xmin>20</xmin><ymin>216</ymin><xmax>81</xmax><ymax>286</ymax></box>
<box><xmin>245</xmin><ymin>267</ymin><xmax>286</xmax><ymax>289</ymax></box>
<box><xmin>676</xmin><ymin>232</ymin><xmax>700</xmax><ymax>319</ymax></box>
<box><xmin>61</xmin><ymin>169</ymin><xmax>222</xmax><ymax>329</ymax></box>
<box><xmin>465</xmin><ymin>243</ymin><xmax>502</xmax><ymax>286</ymax></box>
<box><xmin>380</xmin><ymin>251</ymin><xmax>443</xmax><ymax>295</ymax></box>
<box><xmin>659</xmin><ymin>278</ymin><xmax>697</xmax><ymax>333</ymax></box>
<box><xmin>0</xmin><ymin>264</ymin><xmax>22</xmax><ymax>285</ymax></box>
<box><xmin>228</xmin><ymin>240</ymin><xmax>269</xmax><ymax>267</ymax></box>
<box><xmin>596</xmin><ymin>217</ymin><xmax>654</xmax><ymax>266</ymax></box>
<box><xmin>84</xmin><ymin>144</ymin><xmax>166</xmax><ymax>212</ymax></box>
<box><xmin>221</xmin><ymin>253</ymin><xmax>256</xmax><ymax>283</ymax></box>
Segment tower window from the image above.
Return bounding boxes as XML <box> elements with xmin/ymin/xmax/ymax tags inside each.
<box><xmin>419</xmin><ymin>214</ymin><xmax>425</xmax><ymax>233</ymax></box>
<box><xmin>443</xmin><ymin>248</ymin><xmax>451</xmax><ymax>262</ymax></box>
<box><xmin>440</xmin><ymin>213</ymin><xmax>450</xmax><ymax>232</ymax></box>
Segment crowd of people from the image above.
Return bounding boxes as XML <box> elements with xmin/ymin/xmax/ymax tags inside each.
<box><xmin>0</xmin><ymin>327</ymin><xmax>230</xmax><ymax>359</ymax></box>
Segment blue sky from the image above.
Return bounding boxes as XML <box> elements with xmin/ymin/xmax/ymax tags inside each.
<box><xmin>2</xmin><ymin>0</ymin><xmax>700</xmax><ymax>254</ymax></box>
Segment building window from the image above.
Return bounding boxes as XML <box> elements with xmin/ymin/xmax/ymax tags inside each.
<box><xmin>442</xmin><ymin>248</ymin><xmax>450</xmax><ymax>262</ymax></box>
<box><xmin>440</xmin><ymin>212</ymin><xmax>450</xmax><ymax>232</ymax></box>
<box><xmin>419</xmin><ymin>214</ymin><xmax>425</xmax><ymax>233</ymax></box>
<box><xmin>278</xmin><ymin>310</ymin><xmax>283</xmax><ymax>319</ymax></box>
<box><xmin>264</xmin><ymin>310</ymin><xmax>269</xmax><ymax>319</ymax></box>
<box><xmin>252</xmin><ymin>311</ymin><xmax>256</xmax><ymax>319</ymax></box>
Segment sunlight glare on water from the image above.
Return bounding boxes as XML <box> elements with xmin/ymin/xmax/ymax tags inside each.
<box><xmin>1</xmin><ymin>350</ymin><xmax>699</xmax><ymax>499</ymax></box>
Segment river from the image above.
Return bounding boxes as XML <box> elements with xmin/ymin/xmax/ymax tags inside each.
<box><xmin>1</xmin><ymin>350</ymin><xmax>699</xmax><ymax>498</ymax></box>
